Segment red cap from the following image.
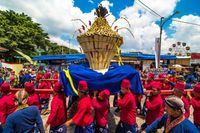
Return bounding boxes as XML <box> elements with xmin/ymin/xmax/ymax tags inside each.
<box><xmin>174</xmin><ymin>82</ymin><xmax>185</xmax><ymax>91</ymax></box>
<box><xmin>53</xmin><ymin>82</ymin><xmax>63</xmax><ymax>92</ymax></box>
<box><xmin>78</xmin><ymin>80</ymin><xmax>88</xmax><ymax>91</ymax></box>
<box><xmin>99</xmin><ymin>89</ymin><xmax>110</xmax><ymax>100</ymax></box>
<box><xmin>0</xmin><ymin>82</ymin><xmax>11</xmax><ymax>92</ymax></box>
<box><xmin>148</xmin><ymin>73</ymin><xmax>154</xmax><ymax>78</ymax></box>
<box><xmin>25</xmin><ymin>83</ymin><xmax>35</xmax><ymax>93</ymax></box>
<box><xmin>121</xmin><ymin>79</ymin><xmax>130</xmax><ymax>89</ymax></box>
<box><xmin>151</xmin><ymin>81</ymin><xmax>162</xmax><ymax>90</ymax></box>
<box><xmin>44</xmin><ymin>73</ymin><xmax>49</xmax><ymax>79</ymax></box>
<box><xmin>194</xmin><ymin>84</ymin><xmax>200</xmax><ymax>93</ymax></box>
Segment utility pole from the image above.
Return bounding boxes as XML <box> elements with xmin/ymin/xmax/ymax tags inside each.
<box><xmin>158</xmin><ymin>11</ymin><xmax>179</xmax><ymax>67</ymax></box>
<box><xmin>68</xmin><ymin>39</ymin><xmax>70</xmax><ymax>54</ymax></box>
<box><xmin>62</xmin><ymin>46</ymin><xmax>63</xmax><ymax>55</ymax></box>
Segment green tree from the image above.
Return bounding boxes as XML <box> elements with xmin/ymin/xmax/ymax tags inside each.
<box><xmin>0</xmin><ymin>10</ymin><xmax>78</xmax><ymax>62</ymax></box>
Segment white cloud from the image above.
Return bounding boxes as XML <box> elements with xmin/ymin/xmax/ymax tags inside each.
<box><xmin>49</xmin><ymin>35</ymin><xmax>80</xmax><ymax>52</ymax></box>
<box><xmin>0</xmin><ymin>0</ymin><xmax>199</xmax><ymax>55</ymax></box>
<box><xmin>117</xmin><ymin>0</ymin><xmax>180</xmax><ymax>54</ymax></box>
<box><xmin>0</xmin><ymin>0</ymin><xmax>115</xmax><ymax>52</ymax></box>
<box><xmin>167</xmin><ymin>15</ymin><xmax>200</xmax><ymax>52</ymax></box>
<box><xmin>88</xmin><ymin>0</ymin><xmax>94</xmax><ymax>4</ymax></box>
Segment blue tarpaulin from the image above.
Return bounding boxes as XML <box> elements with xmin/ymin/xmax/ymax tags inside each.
<box><xmin>32</xmin><ymin>54</ymin><xmax>86</xmax><ymax>62</ymax></box>
<box><xmin>32</xmin><ymin>53</ymin><xmax>176</xmax><ymax>62</ymax></box>
<box><xmin>60</xmin><ymin>64</ymin><xmax>143</xmax><ymax>96</ymax></box>
<box><xmin>121</xmin><ymin>53</ymin><xmax>176</xmax><ymax>60</ymax></box>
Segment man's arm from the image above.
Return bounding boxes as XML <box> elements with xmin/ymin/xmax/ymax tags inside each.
<box><xmin>144</xmin><ymin>114</ymin><xmax>167</xmax><ymax>133</ymax></box>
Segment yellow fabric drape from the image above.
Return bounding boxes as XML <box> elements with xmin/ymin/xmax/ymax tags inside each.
<box><xmin>115</xmin><ymin>44</ymin><xmax>124</xmax><ymax>65</ymax></box>
<box><xmin>63</xmin><ymin>69</ymin><xmax>78</xmax><ymax>95</ymax></box>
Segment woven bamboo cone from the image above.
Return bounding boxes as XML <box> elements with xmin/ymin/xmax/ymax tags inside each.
<box><xmin>77</xmin><ymin>5</ymin><xmax>123</xmax><ymax>70</ymax></box>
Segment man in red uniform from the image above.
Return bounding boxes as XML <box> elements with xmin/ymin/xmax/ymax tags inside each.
<box><xmin>0</xmin><ymin>82</ymin><xmax>17</xmax><ymax>130</ymax></box>
<box><xmin>115</xmin><ymin>79</ymin><xmax>136</xmax><ymax>133</ymax></box>
<box><xmin>92</xmin><ymin>89</ymin><xmax>110</xmax><ymax>133</ymax></box>
<box><xmin>38</xmin><ymin>73</ymin><xmax>52</xmax><ymax>115</ymax></box>
<box><xmin>173</xmin><ymin>82</ymin><xmax>190</xmax><ymax>118</ymax></box>
<box><xmin>25</xmin><ymin>82</ymin><xmax>41</xmax><ymax>111</ymax></box>
<box><xmin>188</xmin><ymin>83</ymin><xmax>200</xmax><ymax>131</ymax></box>
<box><xmin>142</xmin><ymin>82</ymin><xmax>164</xmax><ymax>132</ymax></box>
<box><xmin>45</xmin><ymin>82</ymin><xmax>67</xmax><ymax>133</ymax></box>
<box><xmin>35</xmin><ymin>70</ymin><xmax>43</xmax><ymax>88</ymax></box>
<box><xmin>65</xmin><ymin>80</ymin><xmax>93</xmax><ymax>133</ymax></box>
<box><xmin>143</xmin><ymin>73</ymin><xmax>154</xmax><ymax>90</ymax></box>
<box><xmin>162</xmin><ymin>78</ymin><xmax>172</xmax><ymax>99</ymax></box>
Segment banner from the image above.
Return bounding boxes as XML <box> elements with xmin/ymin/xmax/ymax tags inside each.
<box><xmin>155</xmin><ymin>38</ymin><xmax>161</xmax><ymax>68</ymax></box>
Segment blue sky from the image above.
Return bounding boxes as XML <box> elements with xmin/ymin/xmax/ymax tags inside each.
<box><xmin>0</xmin><ymin>0</ymin><xmax>200</xmax><ymax>54</ymax></box>
<box><xmin>74</xmin><ymin>0</ymin><xmax>134</xmax><ymax>17</ymax></box>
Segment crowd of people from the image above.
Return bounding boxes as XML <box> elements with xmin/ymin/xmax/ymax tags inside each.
<box><xmin>0</xmin><ymin>65</ymin><xmax>200</xmax><ymax>133</ymax></box>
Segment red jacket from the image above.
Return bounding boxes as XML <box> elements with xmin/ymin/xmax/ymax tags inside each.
<box><xmin>168</xmin><ymin>76</ymin><xmax>176</xmax><ymax>83</ymax></box>
<box><xmin>27</xmin><ymin>93</ymin><xmax>41</xmax><ymax>111</ymax></box>
<box><xmin>53</xmin><ymin>72</ymin><xmax>59</xmax><ymax>80</ymax></box>
<box><xmin>92</xmin><ymin>98</ymin><xmax>109</xmax><ymax>127</ymax></box>
<box><xmin>0</xmin><ymin>93</ymin><xmax>17</xmax><ymax>125</ymax></box>
<box><xmin>117</xmin><ymin>92</ymin><xmax>136</xmax><ymax>125</ymax></box>
<box><xmin>143</xmin><ymin>81</ymin><xmax>153</xmax><ymax>90</ymax></box>
<box><xmin>36</xmin><ymin>73</ymin><xmax>43</xmax><ymax>82</ymax></box>
<box><xmin>162</xmin><ymin>83</ymin><xmax>171</xmax><ymax>90</ymax></box>
<box><xmin>38</xmin><ymin>81</ymin><xmax>51</xmax><ymax>99</ymax></box>
<box><xmin>182</xmin><ymin>96</ymin><xmax>190</xmax><ymax>118</ymax></box>
<box><xmin>162</xmin><ymin>83</ymin><xmax>171</xmax><ymax>99</ymax></box>
<box><xmin>145</xmin><ymin>94</ymin><xmax>164</xmax><ymax>125</ymax></box>
<box><xmin>47</xmin><ymin>94</ymin><xmax>67</xmax><ymax>128</ymax></box>
<box><xmin>190</xmin><ymin>97</ymin><xmax>200</xmax><ymax>125</ymax></box>
<box><xmin>72</xmin><ymin>96</ymin><xmax>93</xmax><ymax>126</ymax></box>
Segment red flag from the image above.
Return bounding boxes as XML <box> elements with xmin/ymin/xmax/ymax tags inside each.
<box><xmin>89</xmin><ymin>21</ymin><xmax>91</xmax><ymax>26</ymax></box>
<box><xmin>82</xmin><ymin>25</ymin><xmax>85</xmax><ymax>30</ymax></box>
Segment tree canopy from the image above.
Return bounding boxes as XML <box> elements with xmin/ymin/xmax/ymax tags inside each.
<box><xmin>0</xmin><ymin>10</ymin><xmax>78</xmax><ymax>62</ymax></box>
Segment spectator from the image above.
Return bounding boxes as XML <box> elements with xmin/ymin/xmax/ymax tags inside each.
<box><xmin>3</xmin><ymin>89</ymin><xmax>44</xmax><ymax>133</ymax></box>
<box><xmin>142</xmin><ymin>96</ymin><xmax>199</xmax><ymax>133</ymax></box>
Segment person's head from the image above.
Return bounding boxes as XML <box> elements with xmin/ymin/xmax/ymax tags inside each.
<box><xmin>24</xmin><ymin>83</ymin><xmax>35</xmax><ymax>93</ymax></box>
<box><xmin>98</xmin><ymin>89</ymin><xmax>110</xmax><ymax>100</ymax></box>
<box><xmin>147</xmin><ymin>73</ymin><xmax>154</xmax><ymax>81</ymax></box>
<box><xmin>163</xmin><ymin>78</ymin><xmax>168</xmax><ymax>83</ymax></box>
<box><xmin>165</xmin><ymin>95</ymin><xmax>185</xmax><ymax>117</ymax></box>
<box><xmin>173</xmin><ymin>82</ymin><xmax>185</xmax><ymax>98</ymax></box>
<box><xmin>151</xmin><ymin>82</ymin><xmax>161</xmax><ymax>95</ymax></box>
<box><xmin>14</xmin><ymin>90</ymin><xmax>29</xmax><ymax>106</ymax></box>
<box><xmin>120</xmin><ymin>79</ymin><xmax>131</xmax><ymax>94</ymax></box>
<box><xmin>11</xmin><ymin>71</ymin><xmax>15</xmax><ymax>75</ymax></box>
<box><xmin>43</xmin><ymin>73</ymin><xmax>49</xmax><ymax>79</ymax></box>
<box><xmin>78</xmin><ymin>80</ymin><xmax>89</xmax><ymax>97</ymax></box>
<box><xmin>0</xmin><ymin>82</ymin><xmax>11</xmax><ymax>94</ymax></box>
<box><xmin>53</xmin><ymin>82</ymin><xmax>63</xmax><ymax>94</ymax></box>
<box><xmin>193</xmin><ymin>83</ymin><xmax>200</xmax><ymax>98</ymax></box>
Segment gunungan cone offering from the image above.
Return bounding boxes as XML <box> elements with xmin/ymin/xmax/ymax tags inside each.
<box><xmin>77</xmin><ymin>4</ymin><xmax>123</xmax><ymax>70</ymax></box>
